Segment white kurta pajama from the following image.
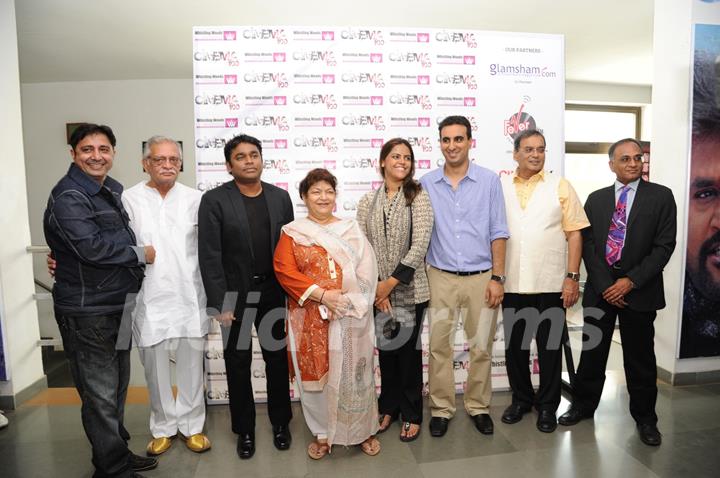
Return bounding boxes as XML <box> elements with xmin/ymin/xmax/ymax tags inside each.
<box><xmin>122</xmin><ymin>181</ymin><xmax>209</xmax><ymax>438</ymax></box>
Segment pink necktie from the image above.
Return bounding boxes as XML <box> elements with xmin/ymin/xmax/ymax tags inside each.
<box><xmin>605</xmin><ymin>186</ymin><xmax>630</xmax><ymax>266</ymax></box>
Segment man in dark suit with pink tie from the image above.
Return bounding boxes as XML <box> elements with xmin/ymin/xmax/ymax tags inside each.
<box><xmin>558</xmin><ymin>138</ymin><xmax>677</xmax><ymax>447</ymax></box>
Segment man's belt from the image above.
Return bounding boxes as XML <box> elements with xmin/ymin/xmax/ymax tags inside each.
<box><xmin>436</xmin><ymin>268</ymin><xmax>490</xmax><ymax>276</ymax></box>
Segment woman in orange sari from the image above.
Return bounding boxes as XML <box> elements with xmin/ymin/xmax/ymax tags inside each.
<box><xmin>273</xmin><ymin>168</ymin><xmax>380</xmax><ymax>459</ymax></box>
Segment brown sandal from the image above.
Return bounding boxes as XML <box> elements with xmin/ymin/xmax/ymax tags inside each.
<box><xmin>377</xmin><ymin>414</ymin><xmax>394</xmax><ymax>434</ymax></box>
<box><xmin>399</xmin><ymin>422</ymin><xmax>420</xmax><ymax>442</ymax></box>
<box><xmin>307</xmin><ymin>439</ymin><xmax>330</xmax><ymax>460</ymax></box>
<box><xmin>360</xmin><ymin>436</ymin><xmax>381</xmax><ymax>456</ymax></box>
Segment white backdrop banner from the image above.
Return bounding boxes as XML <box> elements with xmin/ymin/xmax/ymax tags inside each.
<box><xmin>193</xmin><ymin>25</ymin><xmax>565</xmax><ymax>404</ymax></box>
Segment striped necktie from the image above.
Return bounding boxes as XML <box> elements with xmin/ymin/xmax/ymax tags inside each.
<box><xmin>605</xmin><ymin>185</ymin><xmax>630</xmax><ymax>266</ymax></box>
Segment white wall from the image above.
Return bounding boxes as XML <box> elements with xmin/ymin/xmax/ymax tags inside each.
<box><xmin>21</xmin><ymin>78</ymin><xmax>203</xmax><ymax>385</ymax></box>
<box><xmin>22</xmin><ymin>79</ymin><xmax>198</xmax><ymax>250</ymax></box>
<box><xmin>566</xmin><ymin>80</ymin><xmax>652</xmax><ymax>104</ymax></box>
<box><xmin>0</xmin><ymin>0</ymin><xmax>44</xmax><ymax>399</ymax></box>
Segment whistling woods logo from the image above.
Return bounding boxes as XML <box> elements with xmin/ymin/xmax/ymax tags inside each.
<box><xmin>193</xmin><ymin>30</ymin><xmax>236</xmax><ymax>41</ymax></box>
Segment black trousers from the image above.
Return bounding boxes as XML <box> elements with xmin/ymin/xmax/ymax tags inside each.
<box><xmin>377</xmin><ymin>301</ymin><xmax>427</xmax><ymax>424</ymax></box>
<box><xmin>574</xmin><ymin>300</ymin><xmax>658</xmax><ymax>425</ymax></box>
<box><xmin>223</xmin><ymin>278</ymin><xmax>292</xmax><ymax>435</ymax></box>
<box><xmin>502</xmin><ymin>293</ymin><xmax>565</xmax><ymax>412</ymax></box>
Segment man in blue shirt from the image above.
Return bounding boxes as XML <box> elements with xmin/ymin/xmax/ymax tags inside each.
<box><xmin>44</xmin><ymin>123</ymin><xmax>157</xmax><ymax>477</ymax></box>
<box><xmin>420</xmin><ymin>115</ymin><xmax>509</xmax><ymax>437</ymax></box>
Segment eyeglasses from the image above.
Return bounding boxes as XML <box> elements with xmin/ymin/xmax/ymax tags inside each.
<box><xmin>521</xmin><ymin>147</ymin><xmax>546</xmax><ymax>154</ymax></box>
<box><xmin>148</xmin><ymin>156</ymin><xmax>182</xmax><ymax>166</ymax></box>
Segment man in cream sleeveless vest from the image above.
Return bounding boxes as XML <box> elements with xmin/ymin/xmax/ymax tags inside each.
<box><xmin>499</xmin><ymin>130</ymin><xmax>589</xmax><ymax>433</ymax></box>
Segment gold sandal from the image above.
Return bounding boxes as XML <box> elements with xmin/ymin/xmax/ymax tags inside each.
<box><xmin>360</xmin><ymin>436</ymin><xmax>381</xmax><ymax>456</ymax></box>
<box><xmin>307</xmin><ymin>439</ymin><xmax>330</xmax><ymax>460</ymax></box>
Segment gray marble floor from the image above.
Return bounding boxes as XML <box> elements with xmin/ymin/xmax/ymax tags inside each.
<box><xmin>1</xmin><ymin>372</ymin><xmax>719</xmax><ymax>477</ymax></box>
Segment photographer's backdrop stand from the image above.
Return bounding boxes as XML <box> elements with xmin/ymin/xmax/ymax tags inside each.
<box><xmin>192</xmin><ymin>25</ymin><xmax>565</xmax><ymax>403</ymax></box>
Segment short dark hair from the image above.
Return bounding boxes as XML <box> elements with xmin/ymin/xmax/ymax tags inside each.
<box><xmin>692</xmin><ymin>50</ymin><xmax>720</xmax><ymax>139</ymax></box>
<box><xmin>513</xmin><ymin>129</ymin><xmax>546</xmax><ymax>152</ymax></box>
<box><xmin>438</xmin><ymin>115</ymin><xmax>472</xmax><ymax>139</ymax></box>
<box><xmin>224</xmin><ymin>134</ymin><xmax>262</xmax><ymax>162</ymax></box>
<box><xmin>69</xmin><ymin>123</ymin><xmax>116</xmax><ymax>149</ymax></box>
<box><xmin>298</xmin><ymin>168</ymin><xmax>337</xmax><ymax>199</ymax></box>
<box><xmin>608</xmin><ymin>138</ymin><xmax>643</xmax><ymax>159</ymax></box>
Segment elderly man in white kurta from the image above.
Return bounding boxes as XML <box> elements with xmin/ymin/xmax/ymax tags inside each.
<box><xmin>122</xmin><ymin>136</ymin><xmax>211</xmax><ymax>456</ymax></box>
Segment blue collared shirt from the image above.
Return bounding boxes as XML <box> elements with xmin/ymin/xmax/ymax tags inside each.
<box><xmin>614</xmin><ymin>178</ymin><xmax>640</xmax><ymax>217</ymax></box>
<box><xmin>420</xmin><ymin>163</ymin><xmax>509</xmax><ymax>271</ymax></box>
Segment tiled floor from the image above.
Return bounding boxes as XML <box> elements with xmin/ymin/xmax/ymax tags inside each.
<box><xmin>1</xmin><ymin>362</ymin><xmax>719</xmax><ymax>477</ymax></box>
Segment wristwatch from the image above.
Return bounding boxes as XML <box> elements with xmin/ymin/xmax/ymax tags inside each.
<box><xmin>490</xmin><ymin>274</ymin><xmax>506</xmax><ymax>284</ymax></box>
<box><xmin>566</xmin><ymin>272</ymin><xmax>580</xmax><ymax>282</ymax></box>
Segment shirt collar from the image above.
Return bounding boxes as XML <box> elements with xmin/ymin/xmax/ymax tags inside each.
<box><xmin>512</xmin><ymin>169</ymin><xmax>545</xmax><ymax>183</ymax></box>
<box><xmin>436</xmin><ymin>161</ymin><xmax>478</xmax><ymax>184</ymax></box>
<box><xmin>615</xmin><ymin>178</ymin><xmax>640</xmax><ymax>193</ymax></box>
<box><xmin>67</xmin><ymin>163</ymin><xmax>122</xmax><ymax>196</ymax></box>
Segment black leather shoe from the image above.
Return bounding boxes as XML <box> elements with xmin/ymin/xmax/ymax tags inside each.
<box><xmin>272</xmin><ymin>424</ymin><xmax>292</xmax><ymax>450</ymax></box>
<box><xmin>558</xmin><ymin>407</ymin><xmax>593</xmax><ymax>426</ymax></box>
<box><xmin>471</xmin><ymin>414</ymin><xmax>494</xmax><ymax>435</ymax></box>
<box><xmin>237</xmin><ymin>433</ymin><xmax>255</xmax><ymax>459</ymax></box>
<box><xmin>637</xmin><ymin>423</ymin><xmax>662</xmax><ymax>446</ymax></box>
<box><xmin>130</xmin><ymin>453</ymin><xmax>158</xmax><ymax>472</ymax></box>
<box><xmin>536</xmin><ymin>410</ymin><xmax>557</xmax><ymax>433</ymax></box>
<box><xmin>501</xmin><ymin>403</ymin><xmax>532</xmax><ymax>424</ymax></box>
<box><xmin>429</xmin><ymin>417</ymin><xmax>450</xmax><ymax>437</ymax></box>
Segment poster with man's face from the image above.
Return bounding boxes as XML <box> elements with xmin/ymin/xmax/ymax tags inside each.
<box><xmin>681</xmin><ymin>24</ymin><xmax>720</xmax><ymax>358</ymax></box>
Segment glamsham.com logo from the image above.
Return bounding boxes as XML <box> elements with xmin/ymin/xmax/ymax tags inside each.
<box><xmin>489</xmin><ymin>63</ymin><xmax>558</xmax><ymax>78</ymax></box>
